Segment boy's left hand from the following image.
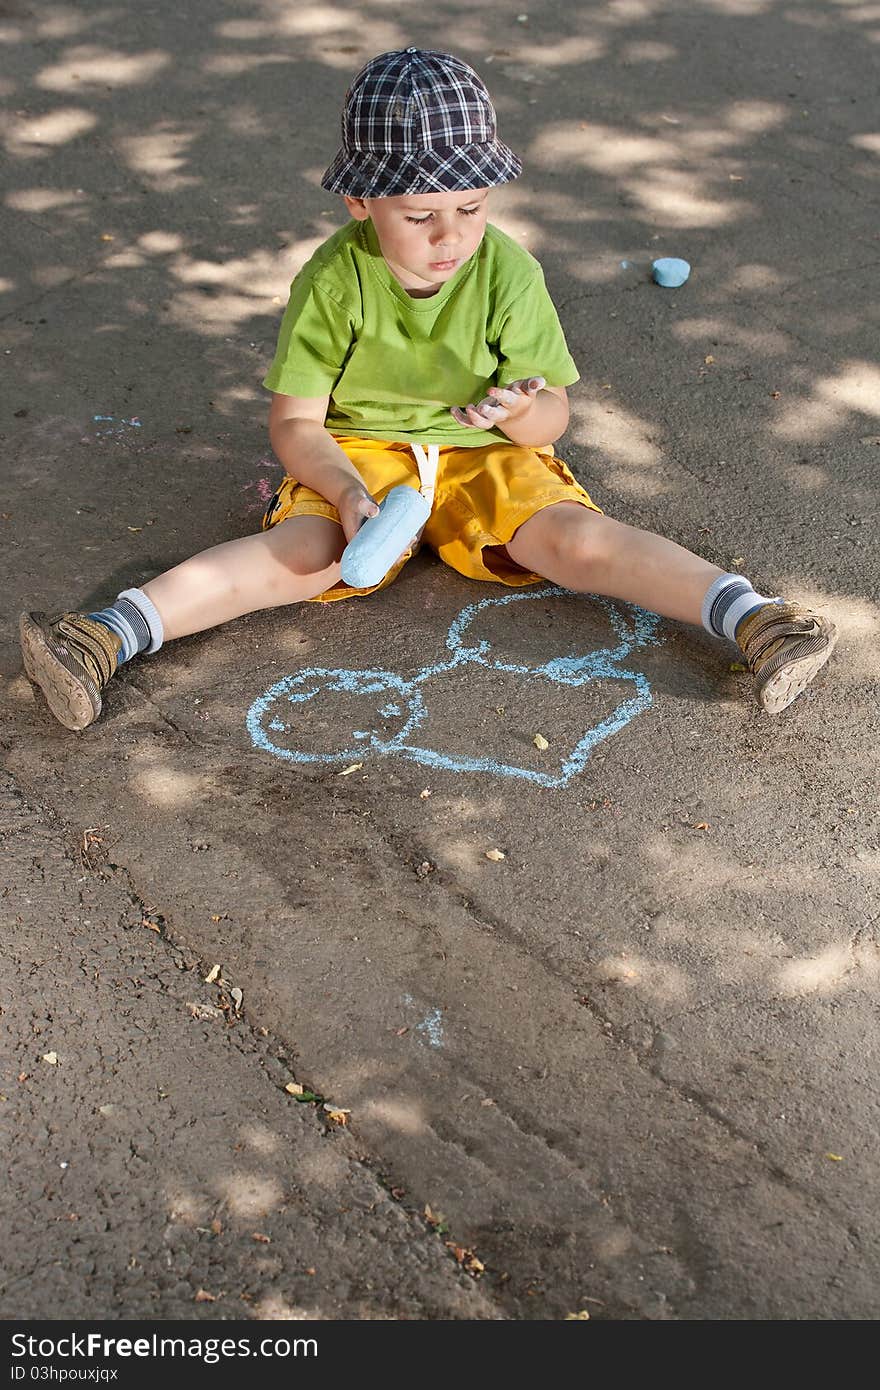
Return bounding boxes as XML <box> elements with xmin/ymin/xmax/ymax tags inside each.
<box><xmin>451</xmin><ymin>376</ymin><xmax>546</xmax><ymax>430</ymax></box>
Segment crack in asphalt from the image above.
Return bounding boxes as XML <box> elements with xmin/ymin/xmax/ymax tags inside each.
<box><xmin>554</xmin><ymin>280</ymin><xmax>649</xmax><ymax>317</ymax></box>
<box><xmin>117</xmin><ymin>678</ymin><xmax>201</xmax><ymax>744</ymax></box>
<box><xmin>0</xmin><ymin>258</ymin><xmax>110</xmax><ymax>325</ymax></box>
<box><xmin>771</xmin><ymin>143</ymin><xmax>880</xmax><ymax>209</ymax></box>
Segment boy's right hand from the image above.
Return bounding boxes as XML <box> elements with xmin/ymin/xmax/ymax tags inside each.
<box><xmin>336</xmin><ymin>483</ymin><xmax>380</xmax><ymax>545</ymax></box>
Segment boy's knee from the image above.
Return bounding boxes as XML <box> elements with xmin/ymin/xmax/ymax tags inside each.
<box><xmin>520</xmin><ymin>502</ymin><xmax>610</xmax><ymax>577</ymax></box>
<box><xmin>567</xmin><ymin>509</ymin><xmax>615</xmax><ymax>574</ymax></box>
<box><xmin>270</xmin><ymin>515</ymin><xmax>344</xmax><ymax>576</ymax></box>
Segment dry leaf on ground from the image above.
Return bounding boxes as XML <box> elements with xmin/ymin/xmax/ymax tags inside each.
<box><xmin>323</xmin><ymin>1106</ymin><xmax>351</xmax><ymax>1126</ymax></box>
<box><xmin>186</xmin><ymin>1003</ymin><xmax>222</xmax><ymax>1022</ymax></box>
<box><xmin>445</xmin><ymin>1241</ymin><xmax>485</xmax><ymax>1277</ymax></box>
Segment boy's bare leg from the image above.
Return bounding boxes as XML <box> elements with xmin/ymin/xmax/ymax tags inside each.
<box><xmin>143</xmin><ymin>515</ymin><xmax>345</xmax><ymax>640</ymax></box>
<box><xmin>20</xmin><ymin>516</ymin><xmax>346</xmax><ymax>729</ymax></box>
<box><xmin>504</xmin><ymin>502</ymin><xmax>837</xmax><ymax>711</ymax></box>
<box><xmin>504</xmin><ymin>502</ymin><xmax>722</xmax><ymax>625</ymax></box>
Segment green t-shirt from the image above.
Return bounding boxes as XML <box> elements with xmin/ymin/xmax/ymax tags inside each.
<box><xmin>262</xmin><ymin>219</ymin><xmax>579</xmax><ymax>447</ymax></box>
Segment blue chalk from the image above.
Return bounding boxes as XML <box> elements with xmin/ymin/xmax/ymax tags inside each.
<box><xmin>340</xmin><ymin>484</ymin><xmax>430</xmax><ymax>589</ymax></box>
<box><xmin>652</xmin><ymin>257</ymin><xmax>691</xmax><ymax>288</ymax></box>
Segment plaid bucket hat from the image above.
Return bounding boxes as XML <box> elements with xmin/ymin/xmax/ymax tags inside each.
<box><xmin>321</xmin><ymin>48</ymin><xmax>522</xmax><ymax>198</ymax></box>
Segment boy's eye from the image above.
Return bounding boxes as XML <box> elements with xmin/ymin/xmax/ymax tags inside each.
<box><xmin>404</xmin><ymin>207</ymin><xmax>482</xmax><ymax>224</ymax></box>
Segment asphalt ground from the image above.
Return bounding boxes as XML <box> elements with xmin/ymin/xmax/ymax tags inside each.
<box><xmin>2</xmin><ymin>0</ymin><xmax>879</xmax><ymax>1320</ymax></box>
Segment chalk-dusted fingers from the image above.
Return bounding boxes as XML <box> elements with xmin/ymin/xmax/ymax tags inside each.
<box><xmin>487</xmin><ymin>376</ymin><xmax>546</xmax><ymax>410</ymax></box>
<box><xmin>512</xmin><ymin>376</ymin><xmax>547</xmax><ymax>395</ymax></box>
<box><xmin>337</xmin><ymin>482</ymin><xmax>380</xmax><ymax>545</ymax></box>
<box><xmin>451</xmin><ymin>377</ymin><xmax>547</xmax><ymax>429</ymax></box>
<box><xmin>451</xmin><ymin>400</ymin><xmax>508</xmax><ymax>429</ymax></box>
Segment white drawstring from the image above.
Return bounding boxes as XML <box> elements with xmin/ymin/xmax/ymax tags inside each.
<box><xmin>410</xmin><ymin>442</ymin><xmax>439</xmax><ymax>510</ymax></box>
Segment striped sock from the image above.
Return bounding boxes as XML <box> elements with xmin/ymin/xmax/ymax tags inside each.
<box><xmin>88</xmin><ymin>588</ymin><xmax>164</xmax><ymax>666</ymax></box>
<box><xmin>701</xmin><ymin>574</ymin><xmax>782</xmax><ymax>644</ymax></box>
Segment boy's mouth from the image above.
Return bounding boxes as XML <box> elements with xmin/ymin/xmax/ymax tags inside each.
<box><xmin>428</xmin><ymin>257</ymin><xmax>458</xmax><ymax>271</ymax></box>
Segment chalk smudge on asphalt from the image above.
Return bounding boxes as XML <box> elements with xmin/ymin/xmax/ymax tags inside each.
<box><xmin>241</xmin><ymin>457</ymin><xmax>284</xmax><ymax>513</ymax></box>
<box><xmin>403</xmin><ymin>995</ymin><xmax>445</xmax><ymax>1049</ymax></box>
<box><xmin>85</xmin><ymin>414</ymin><xmax>143</xmax><ymax>442</ymax></box>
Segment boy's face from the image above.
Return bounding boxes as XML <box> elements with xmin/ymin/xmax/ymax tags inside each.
<box><xmin>344</xmin><ymin>187</ymin><xmax>490</xmax><ymax>296</ymax></box>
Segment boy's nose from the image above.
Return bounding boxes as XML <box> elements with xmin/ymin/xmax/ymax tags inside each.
<box><xmin>430</xmin><ymin>221</ymin><xmax>462</xmax><ymax>249</ymax></box>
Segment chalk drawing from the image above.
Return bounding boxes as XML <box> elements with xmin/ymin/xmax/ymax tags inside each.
<box><xmin>241</xmin><ymin>456</ymin><xmax>284</xmax><ymax>514</ymax></box>
<box><xmin>403</xmin><ymin>995</ymin><xmax>444</xmax><ymax>1049</ymax></box>
<box><xmin>247</xmin><ymin>586</ymin><xmax>662</xmax><ymax>788</ymax></box>
<box><xmin>91</xmin><ymin>414</ymin><xmax>142</xmax><ymax>438</ymax></box>
<box><xmin>416</xmin><ymin>1009</ymin><xmax>444</xmax><ymax>1048</ymax></box>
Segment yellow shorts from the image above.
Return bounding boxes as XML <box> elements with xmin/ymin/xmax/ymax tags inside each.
<box><xmin>261</xmin><ymin>435</ymin><xmax>601</xmax><ymax>602</ymax></box>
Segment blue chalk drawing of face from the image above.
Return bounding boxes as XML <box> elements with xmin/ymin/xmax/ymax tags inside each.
<box><xmin>247</xmin><ymin>585</ymin><xmax>662</xmax><ymax>788</ymax></box>
<box><xmin>247</xmin><ymin>669</ymin><xmax>427</xmax><ymax>766</ymax></box>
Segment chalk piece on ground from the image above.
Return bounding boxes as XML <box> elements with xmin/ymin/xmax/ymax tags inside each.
<box><xmin>652</xmin><ymin>257</ymin><xmax>691</xmax><ymax>287</ymax></box>
<box><xmin>340</xmin><ymin>485</ymin><xmax>431</xmax><ymax>589</ymax></box>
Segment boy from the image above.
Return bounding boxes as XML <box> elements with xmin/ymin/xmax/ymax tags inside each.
<box><xmin>20</xmin><ymin>48</ymin><xmax>836</xmax><ymax>732</ymax></box>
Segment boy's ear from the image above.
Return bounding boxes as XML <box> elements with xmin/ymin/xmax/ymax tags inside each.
<box><xmin>343</xmin><ymin>195</ymin><xmax>370</xmax><ymax>221</ymax></box>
